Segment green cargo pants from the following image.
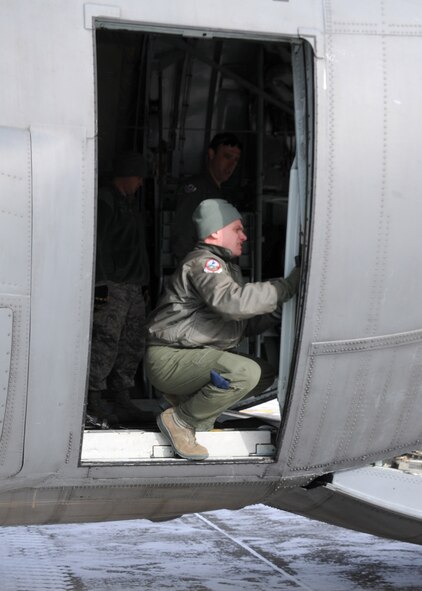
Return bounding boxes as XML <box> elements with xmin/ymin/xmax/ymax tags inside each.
<box><xmin>145</xmin><ymin>345</ymin><xmax>275</xmax><ymax>430</ymax></box>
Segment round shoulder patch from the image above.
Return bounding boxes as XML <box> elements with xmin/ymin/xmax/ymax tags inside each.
<box><xmin>203</xmin><ymin>258</ymin><xmax>222</xmax><ymax>274</ymax></box>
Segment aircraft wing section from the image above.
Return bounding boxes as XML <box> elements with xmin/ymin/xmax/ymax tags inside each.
<box><xmin>266</xmin><ymin>466</ymin><xmax>422</xmax><ymax>545</ymax></box>
<box><xmin>328</xmin><ymin>466</ymin><xmax>422</xmax><ymax>521</ymax></box>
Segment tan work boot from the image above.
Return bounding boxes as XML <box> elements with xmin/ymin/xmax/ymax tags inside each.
<box><xmin>157</xmin><ymin>408</ymin><xmax>208</xmax><ymax>460</ymax></box>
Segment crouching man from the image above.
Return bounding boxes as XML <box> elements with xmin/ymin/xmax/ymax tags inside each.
<box><xmin>145</xmin><ymin>198</ymin><xmax>300</xmax><ymax>460</ymax></box>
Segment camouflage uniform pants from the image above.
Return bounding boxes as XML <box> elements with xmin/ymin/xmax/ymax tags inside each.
<box><xmin>89</xmin><ymin>282</ymin><xmax>146</xmax><ymax>393</ymax></box>
<box><xmin>145</xmin><ymin>345</ymin><xmax>275</xmax><ymax>430</ymax></box>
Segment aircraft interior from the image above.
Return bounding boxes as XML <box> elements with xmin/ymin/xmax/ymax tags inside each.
<box><xmin>82</xmin><ymin>24</ymin><xmax>307</xmax><ymax>463</ymax></box>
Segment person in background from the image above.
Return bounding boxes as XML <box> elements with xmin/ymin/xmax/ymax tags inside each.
<box><xmin>145</xmin><ymin>198</ymin><xmax>300</xmax><ymax>460</ymax></box>
<box><xmin>171</xmin><ymin>133</ymin><xmax>242</xmax><ymax>261</ymax></box>
<box><xmin>87</xmin><ymin>151</ymin><xmax>150</xmax><ymax>428</ymax></box>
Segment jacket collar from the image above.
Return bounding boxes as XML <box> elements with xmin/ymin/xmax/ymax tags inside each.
<box><xmin>196</xmin><ymin>242</ymin><xmax>234</xmax><ymax>262</ymax></box>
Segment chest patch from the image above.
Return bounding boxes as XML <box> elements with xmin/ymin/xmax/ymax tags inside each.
<box><xmin>203</xmin><ymin>258</ymin><xmax>222</xmax><ymax>273</ymax></box>
<box><xmin>184</xmin><ymin>183</ymin><xmax>197</xmax><ymax>193</ymax></box>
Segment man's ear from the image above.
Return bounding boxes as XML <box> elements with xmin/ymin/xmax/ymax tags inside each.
<box><xmin>210</xmin><ymin>228</ymin><xmax>223</xmax><ymax>243</ymax></box>
<box><xmin>207</xmin><ymin>148</ymin><xmax>216</xmax><ymax>162</ymax></box>
<box><xmin>203</xmin><ymin>230</ymin><xmax>221</xmax><ymax>244</ymax></box>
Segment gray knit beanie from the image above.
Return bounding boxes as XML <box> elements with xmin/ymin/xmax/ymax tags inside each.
<box><xmin>113</xmin><ymin>151</ymin><xmax>146</xmax><ymax>177</ymax></box>
<box><xmin>192</xmin><ymin>199</ymin><xmax>242</xmax><ymax>240</ymax></box>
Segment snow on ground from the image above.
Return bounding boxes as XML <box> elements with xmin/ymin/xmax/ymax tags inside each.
<box><xmin>1</xmin><ymin>504</ymin><xmax>421</xmax><ymax>591</ymax></box>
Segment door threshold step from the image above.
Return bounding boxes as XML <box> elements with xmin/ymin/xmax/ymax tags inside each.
<box><xmin>81</xmin><ymin>428</ymin><xmax>275</xmax><ymax>462</ymax></box>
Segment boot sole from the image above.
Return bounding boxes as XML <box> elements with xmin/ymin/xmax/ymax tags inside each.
<box><xmin>156</xmin><ymin>414</ymin><xmax>208</xmax><ymax>461</ymax></box>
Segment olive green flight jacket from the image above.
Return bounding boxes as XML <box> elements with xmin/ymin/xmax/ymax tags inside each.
<box><xmin>146</xmin><ymin>243</ymin><xmax>299</xmax><ymax>350</ymax></box>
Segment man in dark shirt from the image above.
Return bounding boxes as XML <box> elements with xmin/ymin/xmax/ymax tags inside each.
<box><xmin>171</xmin><ymin>133</ymin><xmax>242</xmax><ymax>261</ymax></box>
<box><xmin>87</xmin><ymin>152</ymin><xmax>150</xmax><ymax>427</ymax></box>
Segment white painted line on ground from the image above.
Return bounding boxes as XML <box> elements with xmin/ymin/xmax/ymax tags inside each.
<box><xmin>194</xmin><ymin>513</ymin><xmax>315</xmax><ymax>591</ymax></box>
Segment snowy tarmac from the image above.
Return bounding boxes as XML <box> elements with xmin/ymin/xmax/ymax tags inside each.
<box><xmin>1</xmin><ymin>504</ymin><xmax>421</xmax><ymax>591</ymax></box>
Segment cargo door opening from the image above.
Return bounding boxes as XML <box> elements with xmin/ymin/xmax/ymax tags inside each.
<box><xmin>82</xmin><ymin>24</ymin><xmax>312</xmax><ymax>464</ymax></box>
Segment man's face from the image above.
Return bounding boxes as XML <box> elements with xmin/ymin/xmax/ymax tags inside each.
<box><xmin>218</xmin><ymin>219</ymin><xmax>247</xmax><ymax>258</ymax></box>
<box><xmin>208</xmin><ymin>144</ymin><xmax>241</xmax><ymax>186</ymax></box>
<box><xmin>122</xmin><ymin>176</ymin><xmax>143</xmax><ymax>196</ymax></box>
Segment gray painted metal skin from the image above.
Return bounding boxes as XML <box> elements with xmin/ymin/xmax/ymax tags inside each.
<box><xmin>0</xmin><ymin>0</ymin><xmax>421</xmax><ymax>545</ymax></box>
